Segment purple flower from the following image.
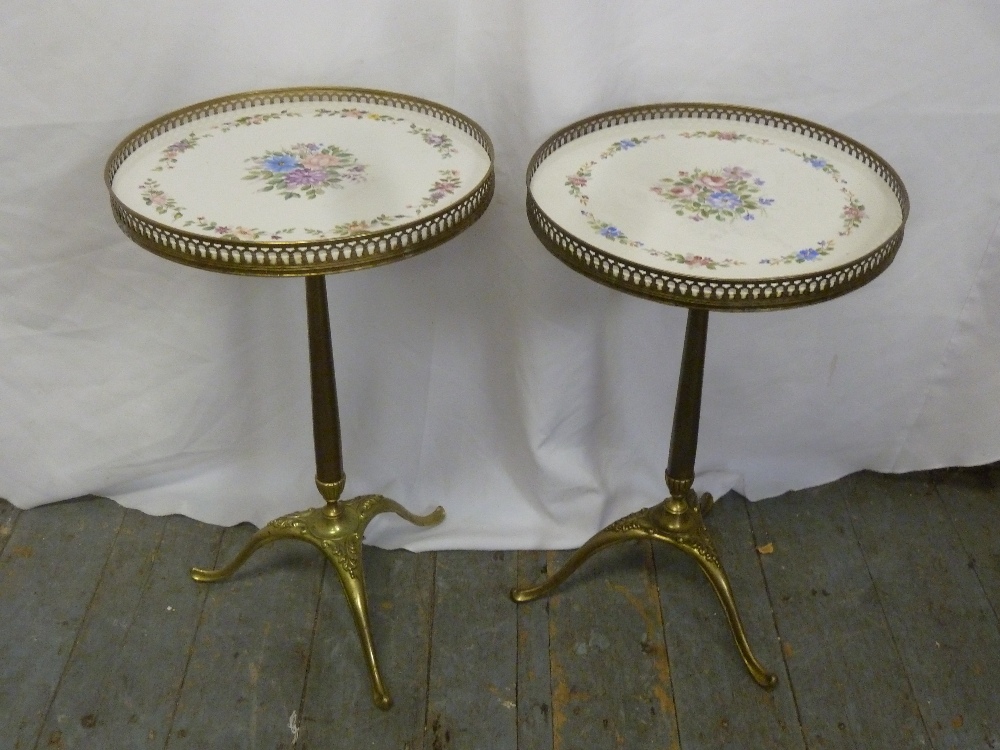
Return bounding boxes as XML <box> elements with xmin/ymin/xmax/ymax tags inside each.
<box><xmin>797</xmin><ymin>248</ymin><xmax>820</xmax><ymax>261</ymax></box>
<box><xmin>601</xmin><ymin>225</ymin><xmax>624</xmax><ymax>239</ymax></box>
<box><xmin>743</xmin><ymin>214</ymin><xmax>755</xmax><ymax>221</ymax></box>
<box><xmin>707</xmin><ymin>191</ymin><xmax>742</xmax><ymax>210</ymax></box>
<box><xmin>618</xmin><ymin>139</ymin><xmax>638</xmax><ymax>150</ymax></box>
<box><xmin>264</xmin><ymin>154</ymin><xmax>300</xmax><ymax>173</ymax></box>
<box><xmin>283</xmin><ymin>168</ymin><xmax>327</xmax><ymax>187</ymax></box>
<box><xmin>808</xmin><ymin>157</ymin><xmax>828</xmax><ymax>169</ymax></box>
<box><xmin>759</xmin><ymin>197</ymin><xmax>775</xmax><ymax>206</ymax></box>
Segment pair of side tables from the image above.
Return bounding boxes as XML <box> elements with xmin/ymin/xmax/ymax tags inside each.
<box><xmin>105</xmin><ymin>87</ymin><xmax>908</xmax><ymax>709</ymax></box>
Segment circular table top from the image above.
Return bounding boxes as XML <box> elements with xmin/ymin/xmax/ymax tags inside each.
<box><xmin>528</xmin><ymin>104</ymin><xmax>909</xmax><ymax>310</ymax></box>
<box><xmin>106</xmin><ymin>87</ymin><xmax>495</xmax><ymax>276</ymax></box>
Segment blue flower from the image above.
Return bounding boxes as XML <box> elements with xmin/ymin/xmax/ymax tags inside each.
<box><xmin>808</xmin><ymin>157</ymin><xmax>827</xmax><ymax>169</ymax></box>
<box><xmin>618</xmin><ymin>139</ymin><xmax>637</xmax><ymax>150</ymax></box>
<box><xmin>759</xmin><ymin>197</ymin><xmax>775</xmax><ymax>206</ymax></box>
<box><xmin>263</xmin><ymin>154</ymin><xmax>300</xmax><ymax>173</ymax></box>
<box><xmin>754</xmin><ymin>178</ymin><xmax>765</xmax><ymax>186</ymax></box>
<box><xmin>600</xmin><ymin>225</ymin><xmax>624</xmax><ymax>239</ymax></box>
<box><xmin>706</xmin><ymin>191</ymin><xmax>742</xmax><ymax>210</ymax></box>
<box><xmin>797</xmin><ymin>248</ymin><xmax>820</xmax><ymax>261</ymax></box>
<box><xmin>743</xmin><ymin>213</ymin><xmax>755</xmax><ymax>221</ymax></box>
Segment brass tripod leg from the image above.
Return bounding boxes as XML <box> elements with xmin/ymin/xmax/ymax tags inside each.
<box><xmin>511</xmin><ymin>308</ymin><xmax>776</xmax><ymax>688</ymax></box>
<box><xmin>192</xmin><ymin>484</ymin><xmax>444</xmax><ymax>709</ymax></box>
<box><xmin>190</xmin><ymin>277</ymin><xmax>445</xmax><ymax>710</ymax></box>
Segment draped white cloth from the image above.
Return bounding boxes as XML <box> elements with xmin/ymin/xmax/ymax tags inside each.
<box><xmin>2</xmin><ymin>2</ymin><xmax>999</xmax><ymax>550</ymax></box>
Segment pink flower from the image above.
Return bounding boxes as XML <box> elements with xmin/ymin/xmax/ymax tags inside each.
<box><xmin>699</xmin><ymin>173</ymin><xmax>729</xmax><ymax>190</ymax></box>
<box><xmin>722</xmin><ymin>166</ymin><xmax>752</xmax><ymax>180</ymax></box>
<box><xmin>684</xmin><ymin>255</ymin><xmax>712</xmax><ymax>267</ymax></box>
<box><xmin>716</xmin><ymin>132</ymin><xmax>739</xmax><ymax>140</ymax></box>
<box><xmin>567</xmin><ymin>175</ymin><xmax>588</xmax><ymax>187</ymax></box>
<box><xmin>149</xmin><ymin>193</ymin><xmax>167</xmax><ymax>205</ymax></box>
<box><xmin>303</xmin><ymin>153</ymin><xmax>346</xmax><ymax>169</ymax></box>
<box><xmin>667</xmin><ymin>184</ymin><xmax>699</xmax><ymax>199</ymax></box>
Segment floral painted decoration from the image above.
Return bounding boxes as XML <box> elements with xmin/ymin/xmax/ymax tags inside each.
<box><xmin>408</xmin><ymin>124</ymin><xmax>457</xmax><ymax>157</ymax></box>
<box><xmin>314</xmin><ymin>107</ymin><xmax>406</xmax><ymax>123</ymax></box>
<box><xmin>243</xmin><ymin>143</ymin><xmax>368</xmax><ymax>200</ymax></box>
<box><xmin>139</xmin><ymin>179</ymin><xmax>184</xmax><ymax>220</ymax></box>
<box><xmin>679</xmin><ymin>130</ymin><xmax>772</xmax><ymax>146</ymax></box>
<box><xmin>580</xmin><ymin>211</ymin><xmax>745</xmax><ymax>269</ymax></box>
<box><xmin>130</xmin><ymin>103</ymin><xmax>482</xmax><ymax>243</ymax></box>
<box><xmin>409</xmin><ymin>169</ymin><xmax>462</xmax><ymax>215</ymax></box>
<box><xmin>153</xmin><ymin>134</ymin><xmax>205</xmax><ymax>171</ymax></box>
<box><xmin>650</xmin><ymin>166</ymin><xmax>775</xmax><ymax>222</ymax></box>
<box><xmin>183</xmin><ymin>216</ymin><xmax>295</xmax><ymax>241</ymax></box>
<box><xmin>303</xmin><ymin>214</ymin><xmax>409</xmax><ymax>238</ymax></box>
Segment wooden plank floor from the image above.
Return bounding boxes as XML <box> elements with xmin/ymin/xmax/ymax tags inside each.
<box><xmin>2</xmin><ymin>467</ymin><xmax>1000</xmax><ymax>749</ymax></box>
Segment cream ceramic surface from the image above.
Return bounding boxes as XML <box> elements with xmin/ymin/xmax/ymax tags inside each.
<box><xmin>112</xmin><ymin>100</ymin><xmax>492</xmax><ymax>246</ymax></box>
<box><xmin>530</xmin><ymin>117</ymin><xmax>904</xmax><ymax>282</ymax></box>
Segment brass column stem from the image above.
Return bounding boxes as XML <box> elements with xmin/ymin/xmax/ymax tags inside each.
<box><xmin>664</xmin><ymin>308</ymin><xmax>708</xmax><ymax>511</ymax></box>
<box><xmin>305</xmin><ymin>276</ymin><xmax>346</xmax><ymax>512</ymax></box>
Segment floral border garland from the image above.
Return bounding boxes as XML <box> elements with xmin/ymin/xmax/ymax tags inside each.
<box><xmin>563</xmin><ymin>129</ymin><xmax>868</xmax><ymax>269</ymax></box>
<box><xmin>137</xmin><ymin>170</ymin><xmax>462</xmax><ymax>241</ymax></box>
<box><xmin>135</xmin><ymin>106</ymin><xmax>466</xmax><ymax>240</ymax></box>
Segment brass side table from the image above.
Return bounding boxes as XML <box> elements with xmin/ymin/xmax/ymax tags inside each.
<box><xmin>106</xmin><ymin>87</ymin><xmax>494</xmax><ymax>708</ymax></box>
<box><xmin>512</xmin><ymin>103</ymin><xmax>908</xmax><ymax>687</ymax></box>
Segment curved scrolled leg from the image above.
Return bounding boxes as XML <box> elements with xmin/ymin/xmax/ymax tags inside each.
<box><xmin>510</xmin><ymin>512</ymin><xmax>647</xmax><ymax>602</ymax></box>
<box><xmin>191</xmin><ymin>520</ymin><xmax>297</xmax><ymax>582</ymax></box>
<box><xmin>356</xmin><ymin>495</ymin><xmax>445</xmax><ymax>529</ymax></box>
<box><xmin>326</xmin><ymin>543</ymin><xmax>392</xmax><ymax>709</ymax></box>
<box><xmin>688</xmin><ymin>551</ymin><xmax>777</xmax><ymax>688</ymax></box>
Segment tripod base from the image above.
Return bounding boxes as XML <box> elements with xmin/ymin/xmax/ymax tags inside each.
<box><xmin>192</xmin><ymin>493</ymin><xmax>445</xmax><ymax>710</ymax></box>
<box><xmin>511</xmin><ymin>489</ymin><xmax>776</xmax><ymax>689</ymax></box>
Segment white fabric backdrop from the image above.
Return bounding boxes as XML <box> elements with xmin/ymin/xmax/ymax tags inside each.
<box><xmin>2</xmin><ymin>1</ymin><xmax>999</xmax><ymax>550</ymax></box>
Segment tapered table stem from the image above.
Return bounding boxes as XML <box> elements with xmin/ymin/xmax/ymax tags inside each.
<box><xmin>512</xmin><ymin>308</ymin><xmax>776</xmax><ymax>688</ymax></box>
<box><xmin>306</xmin><ymin>275</ymin><xmax>345</xmax><ymax>488</ymax></box>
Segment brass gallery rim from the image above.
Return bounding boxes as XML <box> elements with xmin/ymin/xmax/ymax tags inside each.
<box><xmin>527</xmin><ymin>103</ymin><xmax>909</xmax><ymax>310</ymax></box>
<box><xmin>106</xmin><ymin>86</ymin><xmax>495</xmax><ymax>276</ymax></box>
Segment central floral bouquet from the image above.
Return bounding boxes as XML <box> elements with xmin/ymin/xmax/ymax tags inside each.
<box><xmin>650</xmin><ymin>166</ymin><xmax>774</xmax><ymax>222</ymax></box>
<box><xmin>244</xmin><ymin>143</ymin><xmax>368</xmax><ymax>200</ymax></box>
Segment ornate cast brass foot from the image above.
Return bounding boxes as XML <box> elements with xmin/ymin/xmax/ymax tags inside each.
<box><xmin>511</xmin><ymin>482</ymin><xmax>776</xmax><ymax>689</ymax></box>
<box><xmin>191</xmin><ymin>478</ymin><xmax>445</xmax><ymax>710</ymax></box>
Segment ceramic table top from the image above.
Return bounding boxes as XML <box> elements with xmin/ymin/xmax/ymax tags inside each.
<box><xmin>107</xmin><ymin>88</ymin><xmax>494</xmax><ymax>276</ymax></box>
<box><xmin>527</xmin><ymin>104</ymin><xmax>908</xmax><ymax>309</ymax></box>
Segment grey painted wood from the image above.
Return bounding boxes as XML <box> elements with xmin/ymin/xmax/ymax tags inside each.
<box><xmin>847</xmin><ymin>470</ymin><xmax>1000</xmax><ymax>749</ymax></box>
<box><xmin>516</xmin><ymin>550</ymin><xmax>554</xmax><ymax>750</ymax></box>
<box><xmin>3</xmin><ymin>467</ymin><xmax>1000</xmax><ymax>748</ymax></box>
<box><xmin>298</xmin><ymin>545</ymin><xmax>436</xmax><ymax>750</ymax></box>
<box><xmin>165</xmin><ymin>523</ymin><xmax>324</xmax><ymax>749</ymax></box>
<box><xmin>546</xmin><ymin>542</ymin><xmax>681</xmax><ymax>750</ymax></box>
<box><xmin>932</xmin><ymin>466</ymin><xmax>1000</xmax><ymax>626</ymax></box>
<box><xmin>425</xmin><ymin>550</ymin><xmax>519</xmax><ymax>750</ymax></box>
<box><xmin>656</xmin><ymin>493</ymin><xmax>805</xmax><ymax>750</ymax></box>
<box><xmin>0</xmin><ymin>496</ymin><xmax>125</xmax><ymax>750</ymax></box>
<box><xmin>34</xmin><ymin>510</ymin><xmax>223</xmax><ymax>749</ymax></box>
<box><xmin>748</xmin><ymin>479</ymin><xmax>931</xmax><ymax>749</ymax></box>
<box><xmin>0</xmin><ymin>498</ymin><xmax>20</xmax><ymax>557</ymax></box>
